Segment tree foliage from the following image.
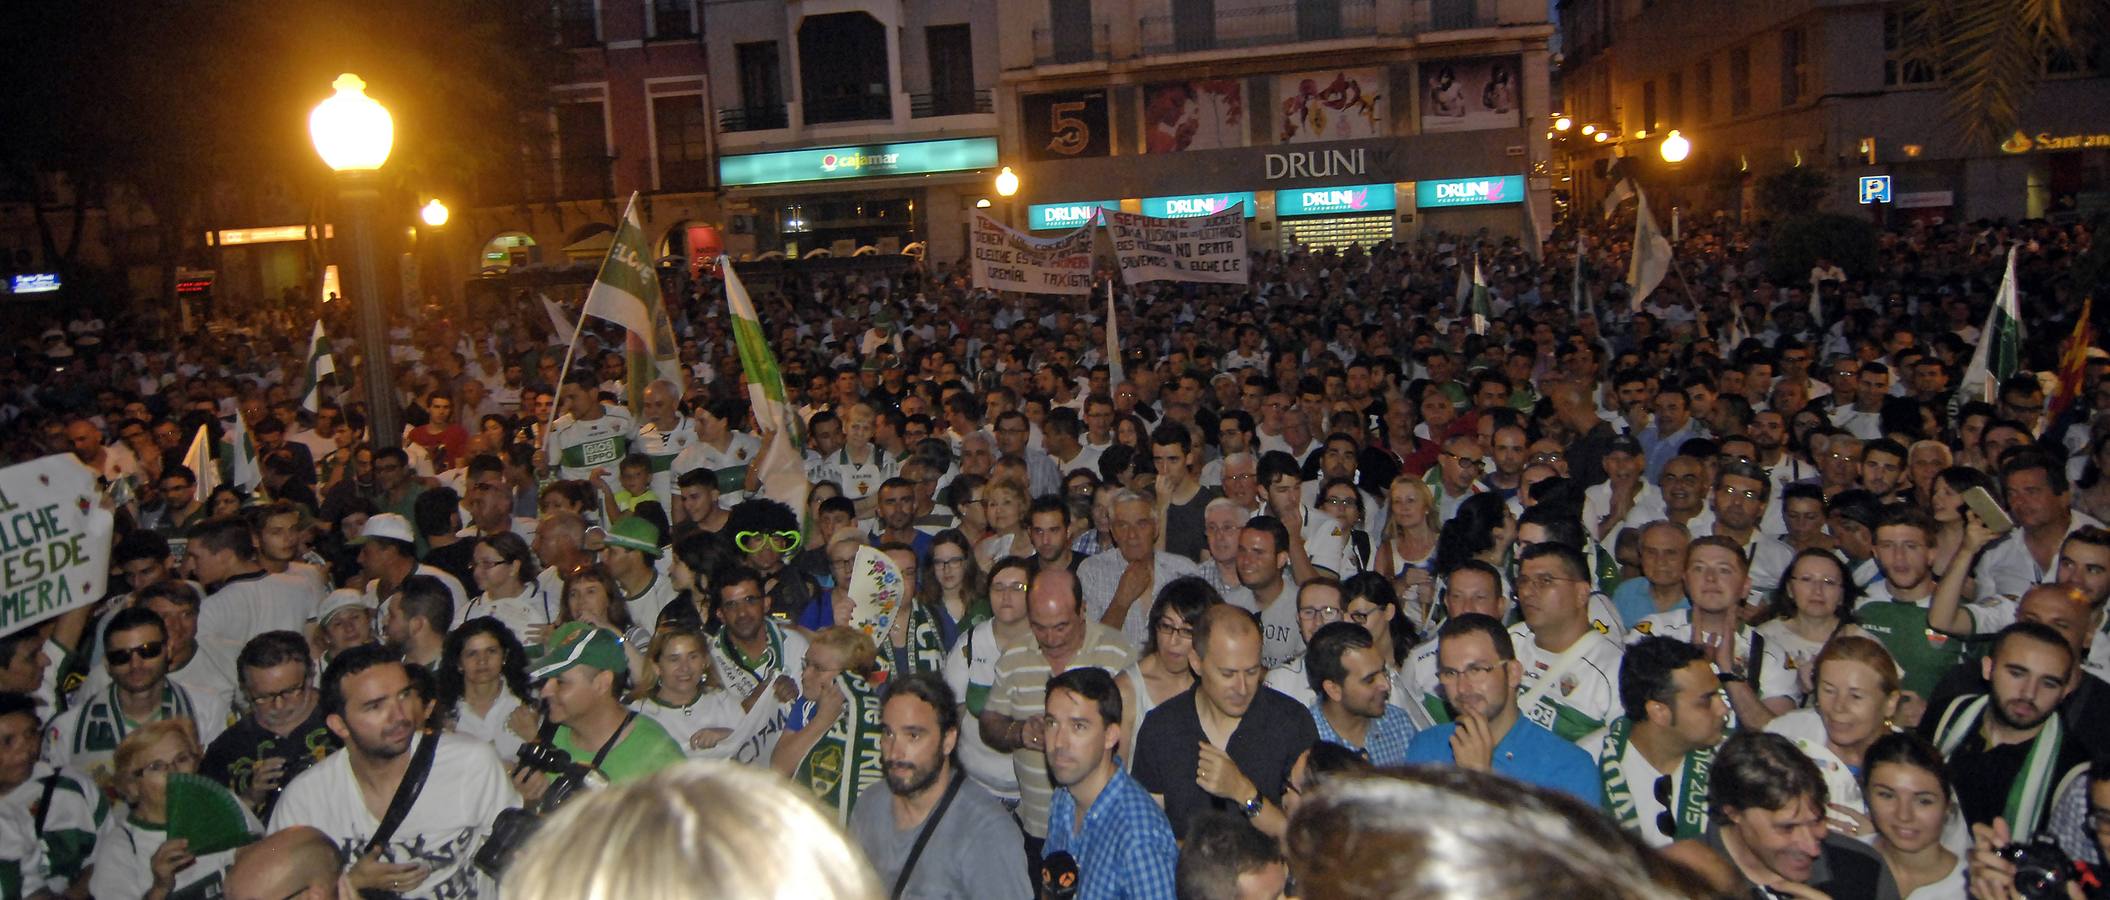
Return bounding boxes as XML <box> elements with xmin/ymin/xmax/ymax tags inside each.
<box><xmin>1755</xmin><ymin>167</ymin><xmax>1828</xmax><ymax>221</ymax></box>
<box><xmin>1902</xmin><ymin>0</ymin><xmax>2107</xmax><ymax>150</ymax></box>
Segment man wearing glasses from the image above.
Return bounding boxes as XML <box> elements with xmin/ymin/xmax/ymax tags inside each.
<box><xmin>1686</xmin><ymin>461</ymin><xmax>1796</xmax><ymax>609</ymax></box>
<box><xmin>1261</xmin><ymin>578</ymin><xmax>1347</xmax><ymax>707</ymax></box>
<box><xmin>46</xmin><ymin>607</ymin><xmax>228</xmax><ymax>785</ymax></box>
<box><xmin>1427</xmin><ymin>433</ymin><xmax>1489</xmax><ymax>521</ymax></box>
<box><xmin>1510</xmin><ymin>543</ymin><xmax>1628</xmax><ymax>745</ymax></box>
<box><xmin>202</xmin><ymin>631</ymin><xmax>337</xmax><ymax>819</ymax></box>
<box><xmin>1404</xmin><ymin>613</ymin><xmax>1599</xmax><ymax>801</ymax></box>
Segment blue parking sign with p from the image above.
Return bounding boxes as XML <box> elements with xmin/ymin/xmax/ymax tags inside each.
<box><xmin>1858</xmin><ymin>175</ymin><xmax>1892</xmax><ymax>204</ymax></box>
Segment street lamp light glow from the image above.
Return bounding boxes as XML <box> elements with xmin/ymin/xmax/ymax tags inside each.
<box><xmin>1554</xmin><ymin>116</ymin><xmax>1573</xmax><ymax>132</ymax></box>
<box><xmin>1660</xmin><ymin>129</ymin><xmax>1692</xmax><ymax>163</ymax></box>
<box><xmin>1581</xmin><ymin>124</ymin><xmax>1596</xmax><ymax>136</ymax></box>
<box><xmin>309</xmin><ymin>74</ymin><xmax>394</xmax><ymax>172</ymax></box>
<box><xmin>974</xmin><ymin>198</ymin><xmax>992</xmax><ymax>209</ymax></box>
<box><xmin>420</xmin><ymin>199</ymin><xmax>449</xmax><ymax>228</ymax></box>
<box><xmin>995</xmin><ymin>166</ymin><xmax>1019</xmax><ymax>197</ymax></box>
<box><xmin>1593</xmin><ymin>131</ymin><xmax>1609</xmax><ymax>143</ymax></box>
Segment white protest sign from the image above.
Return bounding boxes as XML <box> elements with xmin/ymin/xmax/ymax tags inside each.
<box><xmin>0</xmin><ymin>456</ymin><xmax>116</xmax><ymax>638</ymax></box>
<box><xmin>1105</xmin><ymin>206</ymin><xmax>1249</xmax><ymax>285</ymax></box>
<box><xmin>968</xmin><ymin>211</ymin><xmax>1095</xmax><ymax>295</ymax></box>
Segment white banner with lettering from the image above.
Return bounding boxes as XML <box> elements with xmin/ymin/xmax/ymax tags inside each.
<box><xmin>1104</xmin><ymin>206</ymin><xmax>1248</xmax><ymax>285</ymax></box>
<box><xmin>0</xmin><ymin>455</ymin><xmax>116</xmax><ymax>638</ymax></box>
<box><xmin>968</xmin><ymin>211</ymin><xmax>1095</xmax><ymax>295</ymax></box>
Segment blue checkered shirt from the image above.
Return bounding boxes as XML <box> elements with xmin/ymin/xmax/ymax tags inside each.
<box><xmin>1045</xmin><ymin>766</ymin><xmax>1179</xmax><ymax>900</ymax></box>
<box><xmin>1309</xmin><ymin>701</ymin><xmax>1420</xmax><ymax>766</ymax></box>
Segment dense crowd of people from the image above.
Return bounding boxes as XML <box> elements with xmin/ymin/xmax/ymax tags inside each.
<box><xmin>0</xmin><ymin>211</ymin><xmax>2106</xmax><ymax>899</ymax></box>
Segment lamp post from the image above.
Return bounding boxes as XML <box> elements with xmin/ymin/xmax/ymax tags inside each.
<box><xmin>1659</xmin><ymin>130</ymin><xmax>1692</xmax><ymax>163</ymax></box>
<box><xmin>310</xmin><ymin>73</ymin><xmax>401</xmax><ymax>449</ymax></box>
<box><xmin>994</xmin><ymin>166</ymin><xmax>1021</xmax><ymax>228</ymax></box>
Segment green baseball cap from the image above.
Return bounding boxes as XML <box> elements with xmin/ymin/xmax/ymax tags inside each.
<box><xmin>530</xmin><ymin>622</ymin><xmax>627</xmax><ymax>681</ymax></box>
<box><xmin>604</xmin><ymin>515</ymin><xmax>662</xmax><ymax>557</ymax></box>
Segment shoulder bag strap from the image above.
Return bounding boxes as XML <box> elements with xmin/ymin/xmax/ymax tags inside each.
<box><xmin>365</xmin><ymin>729</ymin><xmax>441</xmax><ymax>855</ymax></box>
<box><xmin>890</xmin><ymin>770</ymin><xmax>967</xmax><ymax>900</ymax></box>
<box><xmin>31</xmin><ymin>773</ymin><xmax>61</xmax><ymax>835</ymax></box>
<box><xmin>590</xmin><ymin>711</ymin><xmax>639</xmax><ymax>771</ymax></box>
<box><xmin>1744</xmin><ymin>630</ymin><xmax>1767</xmax><ymax>691</ymax></box>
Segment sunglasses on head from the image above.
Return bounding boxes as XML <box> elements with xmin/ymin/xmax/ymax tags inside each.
<box><xmin>734</xmin><ymin>530</ymin><xmax>803</xmax><ymax>554</ymax></box>
<box><xmin>109</xmin><ymin>641</ymin><xmax>166</xmax><ymax>665</ymax></box>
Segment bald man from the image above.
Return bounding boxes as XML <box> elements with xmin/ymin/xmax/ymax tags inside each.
<box><xmin>633</xmin><ymin>380</ymin><xmax>697</xmax><ymax>502</ymax></box>
<box><xmin>226</xmin><ymin>826</ymin><xmax>347</xmax><ymax>900</ymax></box>
<box><xmin>1132</xmin><ymin>605</ymin><xmax>1317</xmax><ymax>841</ymax></box>
<box><xmin>979</xmin><ymin>566</ymin><xmax>1135</xmax><ymax>866</ymax></box>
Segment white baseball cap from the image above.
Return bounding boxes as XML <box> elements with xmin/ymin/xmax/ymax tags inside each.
<box><xmin>353</xmin><ymin>513</ymin><xmax>417</xmax><ymax>546</ymax></box>
<box><xmin>316</xmin><ymin>589</ymin><xmax>374</xmax><ymax>626</ymax></box>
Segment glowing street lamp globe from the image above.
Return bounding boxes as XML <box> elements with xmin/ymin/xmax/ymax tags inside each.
<box><xmin>995</xmin><ymin>166</ymin><xmax>1020</xmax><ymax>197</ymax></box>
<box><xmin>420</xmin><ymin>199</ymin><xmax>450</xmax><ymax>228</ymax></box>
<box><xmin>1554</xmin><ymin>116</ymin><xmax>1573</xmax><ymax>132</ymax></box>
<box><xmin>1660</xmin><ymin>130</ymin><xmax>1692</xmax><ymax>163</ymax></box>
<box><xmin>310</xmin><ymin>74</ymin><xmax>394</xmax><ymax>172</ymax></box>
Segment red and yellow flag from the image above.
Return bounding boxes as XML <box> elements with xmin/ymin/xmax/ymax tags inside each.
<box><xmin>2050</xmin><ymin>296</ymin><xmax>2096</xmax><ymax>419</ymax></box>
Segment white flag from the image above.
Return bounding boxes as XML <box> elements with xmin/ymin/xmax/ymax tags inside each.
<box><xmin>227</xmin><ymin>414</ymin><xmax>262</xmax><ymax>493</ymax></box>
<box><xmin>300</xmin><ymin>320</ymin><xmax>336</xmax><ymax>413</ymax></box>
<box><xmin>540</xmin><ymin>293</ymin><xmax>575</xmax><ymax>347</ymax></box>
<box><xmin>183</xmin><ymin>426</ymin><xmax>221</xmax><ymax>502</ymax></box>
<box><xmin>722</xmin><ymin>256</ymin><xmax>808</xmax><ymax>515</ymax></box>
<box><xmin>1626</xmin><ymin>187</ymin><xmax>1673</xmax><ymax>312</ymax></box>
<box><xmin>1958</xmin><ymin>246</ymin><xmax>2024</xmax><ymax>406</ymax></box>
<box><xmin>1106</xmin><ymin>280</ymin><xmax>1124</xmax><ymax>390</ymax></box>
<box><xmin>1602</xmin><ymin>177</ymin><xmax>1636</xmax><ymax>219</ymax></box>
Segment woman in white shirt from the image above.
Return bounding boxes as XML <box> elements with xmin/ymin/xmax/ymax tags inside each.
<box><xmin>435</xmin><ymin>617</ymin><xmax>535</xmax><ymax>764</ymax></box>
<box><xmin>1863</xmin><ymin>733</ymin><xmax>1966</xmax><ymax>899</ymax></box>
<box><xmin>630</xmin><ymin>625</ymin><xmax>747</xmax><ymax>755</ymax></box>
<box><xmin>463</xmin><ymin>532</ymin><xmax>553</xmax><ymax>650</ymax></box>
<box><xmin>89</xmin><ymin>718</ymin><xmax>260</xmax><ymax>900</ymax></box>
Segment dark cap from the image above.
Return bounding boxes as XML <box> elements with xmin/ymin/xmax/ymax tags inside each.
<box><xmin>1606</xmin><ymin>434</ymin><xmax>1645</xmax><ymax>457</ymax></box>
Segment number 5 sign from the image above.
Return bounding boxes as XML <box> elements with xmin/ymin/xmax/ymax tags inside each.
<box><xmin>1022</xmin><ymin>89</ymin><xmax>1110</xmax><ymax>161</ymax></box>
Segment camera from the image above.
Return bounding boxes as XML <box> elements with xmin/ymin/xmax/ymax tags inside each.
<box><xmin>2000</xmin><ymin>838</ymin><xmax>2103</xmax><ymax>900</ymax></box>
<box><xmin>474</xmin><ymin>743</ymin><xmax>609</xmax><ymax>878</ymax></box>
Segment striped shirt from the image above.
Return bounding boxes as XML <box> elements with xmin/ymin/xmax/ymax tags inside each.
<box><xmin>986</xmin><ymin>622</ymin><xmax>1133</xmax><ymax>838</ymax></box>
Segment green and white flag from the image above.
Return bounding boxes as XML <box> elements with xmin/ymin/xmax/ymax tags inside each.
<box><xmin>1469</xmin><ymin>254</ymin><xmax>1492</xmax><ymax>335</ymax></box>
<box><xmin>226</xmin><ymin>414</ymin><xmax>261</xmax><ymax>493</ymax></box>
<box><xmin>299</xmin><ymin>320</ymin><xmax>336</xmax><ymax>412</ymax></box>
<box><xmin>1959</xmin><ymin>246</ymin><xmax>2024</xmax><ymax>405</ymax></box>
<box><xmin>1627</xmin><ymin>186</ymin><xmax>1672</xmax><ymax>312</ymax></box>
<box><xmin>183</xmin><ymin>425</ymin><xmax>220</xmax><ymax>501</ymax></box>
<box><xmin>721</xmin><ymin>255</ymin><xmax>808</xmax><ymax>513</ymax></box>
<box><xmin>1571</xmin><ymin>231</ymin><xmax>1585</xmax><ymax>316</ymax></box>
<box><xmin>582</xmin><ymin>192</ymin><xmax>685</xmax><ymax>414</ymax></box>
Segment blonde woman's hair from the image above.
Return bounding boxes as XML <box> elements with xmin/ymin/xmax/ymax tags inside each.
<box><xmin>1388</xmin><ymin>475</ymin><xmax>1439</xmax><ymax>536</ymax></box>
<box><xmin>629</xmin><ymin>626</ymin><xmax>725</xmax><ymax>704</ymax></box>
<box><xmin>104</xmin><ymin>717</ymin><xmax>201</xmax><ymax>796</ymax></box>
<box><xmin>501</xmin><ymin>760</ymin><xmax>884</xmax><ymax>900</ymax></box>
<box><xmin>810</xmin><ymin>625</ymin><xmax>881</xmax><ymax>677</ymax></box>
<box><xmin>1812</xmin><ymin>634</ymin><xmax>1903</xmax><ymax>698</ymax></box>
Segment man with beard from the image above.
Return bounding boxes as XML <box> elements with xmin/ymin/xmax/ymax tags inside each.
<box><xmin>47</xmin><ymin>606</ymin><xmax>230</xmax><ymax>783</ymax></box>
<box><xmin>1301</xmin><ymin>621</ymin><xmax>1417</xmax><ymax>765</ymax></box>
<box><xmin>381</xmin><ymin>576</ymin><xmax>453</xmax><ymax>671</ymax></box>
<box><xmin>849</xmin><ymin>673</ymin><xmax>1029</xmax><ymax>897</ymax></box>
<box><xmin>1925</xmin><ymin>622</ymin><xmax>2091</xmax><ymax>841</ymax></box>
<box><xmin>269</xmin><ymin>644</ymin><xmax>518</xmax><ymax>898</ymax></box>
<box><xmin>1702</xmin><ymin>732</ymin><xmax>1899</xmax><ymax>898</ymax></box>
<box><xmin>202</xmin><ymin>631</ymin><xmax>340</xmax><ymax>819</ymax></box>
<box><xmin>1403</xmin><ymin>613</ymin><xmax>1601</xmax><ymax>801</ymax></box>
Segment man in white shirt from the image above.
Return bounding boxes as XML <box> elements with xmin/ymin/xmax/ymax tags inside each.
<box><xmin>1077</xmin><ymin>491</ymin><xmax>1202</xmax><ymax>651</ymax></box>
<box><xmin>1827</xmin><ymin>363</ymin><xmax>1891</xmax><ymax>440</ymax></box>
<box><xmin>1974</xmin><ymin>449</ymin><xmax>2106</xmax><ymax>602</ymax></box>
<box><xmin>1584</xmin><ymin>436</ymin><xmax>1667</xmax><ymax>544</ymax></box>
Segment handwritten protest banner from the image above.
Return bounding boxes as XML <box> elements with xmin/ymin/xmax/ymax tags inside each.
<box><xmin>1104</xmin><ymin>206</ymin><xmax>1249</xmax><ymax>285</ymax></box>
<box><xmin>968</xmin><ymin>211</ymin><xmax>1095</xmax><ymax>295</ymax></box>
<box><xmin>0</xmin><ymin>456</ymin><xmax>116</xmax><ymax>637</ymax></box>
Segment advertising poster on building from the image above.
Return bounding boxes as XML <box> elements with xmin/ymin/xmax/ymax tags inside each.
<box><xmin>1104</xmin><ymin>207</ymin><xmax>1248</xmax><ymax>285</ymax></box>
<box><xmin>1276</xmin><ymin>68</ymin><xmax>1387</xmax><ymax>143</ymax></box>
<box><xmin>1141</xmin><ymin>80</ymin><xmax>1247</xmax><ymax>153</ymax></box>
<box><xmin>969</xmin><ymin>212</ymin><xmax>1096</xmax><ymax>295</ymax></box>
<box><xmin>1021</xmin><ymin>89</ymin><xmax>1111</xmax><ymax>161</ymax></box>
<box><xmin>0</xmin><ymin>455</ymin><xmax>116</xmax><ymax>638</ymax></box>
<box><xmin>1420</xmin><ymin>56</ymin><xmax>1522</xmax><ymax>133</ymax></box>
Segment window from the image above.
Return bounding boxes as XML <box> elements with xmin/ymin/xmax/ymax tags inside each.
<box><xmin>1780</xmin><ymin>28</ymin><xmax>1806</xmax><ymax>105</ymax></box>
<box><xmin>1694</xmin><ymin>61</ymin><xmax>1713</xmax><ymax>121</ymax></box>
<box><xmin>650</xmin><ymin>0</ymin><xmax>695</xmax><ymax>40</ymax></box>
<box><xmin>1641</xmin><ymin>80</ymin><xmax>1657</xmax><ymax>131</ymax></box>
<box><xmin>1729</xmin><ymin>45</ymin><xmax>1751</xmax><ymax>115</ymax></box>
<box><xmin>1666</xmin><ymin>71</ymin><xmax>1683</xmax><ymax>125</ymax></box>
<box><xmin>1172</xmin><ymin>0</ymin><xmax>1216</xmax><ymax>51</ymax></box>
<box><xmin>729</xmin><ymin>41</ymin><xmax>786</xmax><ymax>131</ymax></box>
<box><xmin>798</xmin><ymin>12</ymin><xmax>891</xmax><ymax>124</ymax></box>
<box><xmin>555</xmin><ymin>101</ymin><xmax>608</xmax><ymax>199</ymax></box>
<box><xmin>653</xmin><ymin>95</ymin><xmax>710</xmax><ymax>190</ymax></box>
<box><xmin>555</xmin><ymin>0</ymin><xmax>597</xmax><ymax>47</ymax></box>
<box><xmin>924</xmin><ymin>24</ymin><xmax>976</xmax><ymax>116</ymax></box>
<box><xmin>1883</xmin><ymin>11</ymin><xmax>1935</xmax><ymax>85</ymax></box>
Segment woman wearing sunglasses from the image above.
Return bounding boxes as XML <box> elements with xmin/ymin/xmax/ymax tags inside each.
<box><xmin>89</xmin><ymin>719</ymin><xmax>260</xmax><ymax>900</ymax></box>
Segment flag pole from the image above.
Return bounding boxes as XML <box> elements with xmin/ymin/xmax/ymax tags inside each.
<box><xmin>543</xmin><ymin>303</ymin><xmax>589</xmax><ymax>443</ymax></box>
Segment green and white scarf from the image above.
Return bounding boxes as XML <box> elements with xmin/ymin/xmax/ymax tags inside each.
<box><xmin>794</xmin><ymin>674</ymin><xmax>887</xmax><ymax>826</ymax></box>
<box><xmin>888</xmin><ymin>602</ymin><xmax>951</xmax><ymax>678</ymax></box>
<box><xmin>1933</xmin><ymin>694</ymin><xmax>2065</xmax><ymax>840</ymax></box>
<box><xmin>1599</xmin><ymin>717</ymin><xmax>1714</xmax><ymax>841</ymax></box>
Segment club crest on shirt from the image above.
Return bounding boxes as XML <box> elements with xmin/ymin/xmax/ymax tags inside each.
<box><xmin>1559</xmin><ymin>674</ymin><xmax>1580</xmax><ymax>697</ymax></box>
<box><xmin>1635</xmin><ymin>621</ymin><xmax>1654</xmax><ymax>635</ymax></box>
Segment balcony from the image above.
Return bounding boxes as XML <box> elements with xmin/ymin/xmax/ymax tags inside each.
<box><xmin>650</xmin><ymin>0</ymin><xmax>696</xmax><ymax>40</ymax></box>
<box><xmin>1140</xmin><ymin>0</ymin><xmax>1376</xmax><ymax>55</ymax></box>
<box><xmin>802</xmin><ymin>94</ymin><xmax>893</xmax><ymax>125</ymax></box>
<box><xmin>910</xmin><ymin>89</ymin><xmax>993</xmax><ymax>118</ymax></box>
<box><xmin>718</xmin><ymin>104</ymin><xmax>789</xmax><ymax>132</ymax></box>
<box><xmin>1033</xmin><ymin>22</ymin><xmax>1112</xmax><ymax>65</ymax></box>
<box><xmin>1426</xmin><ymin>0</ymin><xmax>1482</xmax><ymax>31</ymax></box>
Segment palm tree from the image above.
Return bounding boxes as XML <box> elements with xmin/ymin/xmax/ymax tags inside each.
<box><xmin>1903</xmin><ymin>0</ymin><xmax>2105</xmax><ymax>150</ymax></box>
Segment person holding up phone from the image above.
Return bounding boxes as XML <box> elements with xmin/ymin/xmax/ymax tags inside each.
<box><xmin>1971</xmin><ymin>451</ymin><xmax>2105</xmax><ymax>605</ymax></box>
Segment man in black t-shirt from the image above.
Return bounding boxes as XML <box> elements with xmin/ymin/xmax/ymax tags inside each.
<box><xmin>1152</xmin><ymin>422</ymin><xmax>1221</xmax><ymax>564</ymax></box>
<box><xmin>202</xmin><ymin>631</ymin><xmax>339</xmax><ymax>819</ymax></box>
<box><xmin>1133</xmin><ymin>604</ymin><xmax>1315</xmax><ymax>840</ymax></box>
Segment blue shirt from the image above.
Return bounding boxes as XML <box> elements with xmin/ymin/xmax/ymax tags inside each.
<box><xmin>1639</xmin><ymin>420</ymin><xmax>1700</xmax><ymax>482</ymax></box>
<box><xmin>1045</xmin><ymin>767</ymin><xmax>1179</xmax><ymax>900</ymax></box>
<box><xmin>1610</xmin><ymin>577</ymin><xmax>1687</xmax><ymax>631</ymax></box>
<box><xmin>1309</xmin><ymin>702</ymin><xmax>1419</xmax><ymax>766</ymax></box>
<box><xmin>1403</xmin><ymin>716</ymin><xmax>1605</xmax><ymax>805</ymax></box>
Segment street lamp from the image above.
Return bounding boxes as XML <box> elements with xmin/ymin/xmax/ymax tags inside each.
<box><xmin>995</xmin><ymin>166</ymin><xmax>1019</xmax><ymax>197</ymax></box>
<box><xmin>1593</xmin><ymin>131</ymin><xmax>1609</xmax><ymax>143</ymax></box>
<box><xmin>1581</xmin><ymin>124</ymin><xmax>1596</xmax><ymax>136</ymax></box>
<box><xmin>1660</xmin><ymin>129</ymin><xmax>1692</xmax><ymax>163</ymax></box>
<box><xmin>310</xmin><ymin>73</ymin><xmax>402</xmax><ymax>449</ymax></box>
<box><xmin>420</xmin><ymin>199</ymin><xmax>450</xmax><ymax>228</ymax></box>
<box><xmin>1554</xmin><ymin>115</ymin><xmax>1573</xmax><ymax>132</ymax></box>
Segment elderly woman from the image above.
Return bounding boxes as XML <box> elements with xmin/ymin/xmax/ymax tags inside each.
<box><xmin>770</xmin><ymin>626</ymin><xmax>887</xmax><ymax>826</ymax></box>
<box><xmin>90</xmin><ymin>719</ymin><xmax>261</xmax><ymax>900</ymax></box>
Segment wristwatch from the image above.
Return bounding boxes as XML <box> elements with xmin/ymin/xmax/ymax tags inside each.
<box><xmin>1240</xmin><ymin>792</ymin><xmax>1264</xmax><ymax>817</ymax></box>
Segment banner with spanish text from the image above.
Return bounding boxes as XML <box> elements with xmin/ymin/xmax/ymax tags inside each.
<box><xmin>1104</xmin><ymin>206</ymin><xmax>1249</xmax><ymax>286</ymax></box>
<box><xmin>968</xmin><ymin>212</ymin><xmax>1096</xmax><ymax>295</ymax></box>
<box><xmin>0</xmin><ymin>456</ymin><xmax>116</xmax><ymax>638</ymax></box>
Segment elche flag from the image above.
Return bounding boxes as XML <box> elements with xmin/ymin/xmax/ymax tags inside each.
<box><xmin>720</xmin><ymin>255</ymin><xmax>808</xmax><ymax>515</ymax></box>
<box><xmin>582</xmin><ymin>192</ymin><xmax>685</xmax><ymax>413</ymax></box>
<box><xmin>1958</xmin><ymin>246</ymin><xmax>2024</xmax><ymax>406</ymax></box>
<box><xmin>299</xmin><ymin>320</ymin><xmax>336</xmax><ymax>413</ymax></box>
<box><xmin>1626</xmin><ymin>186</ymin><xmax>1672</xmax><ymax>312</ymax></box>
<box><xmin>184</xmin><ymin>425</ymin><xmax>221</xmax><ymax>501</ymax></box>
<box><xmin>0</xmin><ymin>455</ymin><xmax>116</xmax><ymax>638</ymax></box>
<box><xmin>1469</xmin><ymin>254</ymin><xmax>1492</xmax><ymax>336</ymax></box>
<box><xmin>226</xmin><ymin>413</ymin><xmax>261</xmax><ymax>493</ymax></box>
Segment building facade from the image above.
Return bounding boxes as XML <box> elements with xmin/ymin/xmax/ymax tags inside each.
<box><xmin>997</xmin><ymin>0</ymin><xmax>1556</xmax><ymax>252</ymax></box>
<box><xmin>1556</xmin><ymin>0</ymin><xmax>2109</xmax><ymax>222</ymax></box>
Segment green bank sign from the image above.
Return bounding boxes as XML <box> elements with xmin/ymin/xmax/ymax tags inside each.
<box><xmin>1027</xmin><ymin>201</ymin><xmax>1120</xmax><ymax>231</ymax></box>
<box><xmin>1274</xmin><ymin>183</ymin><xmax>1397</xmax><ymax>217</ymax></box>
<box><xmin>1414</xmin><ymin>175</ymin><xmax>1526</xmax><ymax>208</ymax></box>
<box><xmin>720</xmin><ymin>137</ymin><xmax>999</xmax><ymax>187</ymax></box>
